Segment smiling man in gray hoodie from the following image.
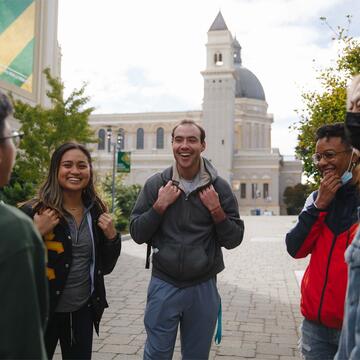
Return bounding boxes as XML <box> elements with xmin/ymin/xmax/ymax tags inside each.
<box><xmin>130</xmin><ymin>119</ymin><xmax>244</xmax><ymax>360</ymax></box>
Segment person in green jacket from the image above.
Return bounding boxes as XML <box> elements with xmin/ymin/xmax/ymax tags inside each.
<box><xmin>0</xmin><ymin>91</ymin><xmax>48</xmax><ymax>359</ymax></box>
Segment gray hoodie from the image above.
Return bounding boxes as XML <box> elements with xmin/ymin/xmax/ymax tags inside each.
<box><xmin>130</xmin><ymin>158</ymin><xmax>244</xmax><ymax>288</ymax></box>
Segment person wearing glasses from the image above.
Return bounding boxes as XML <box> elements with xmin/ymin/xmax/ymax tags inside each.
<box><xmin>0</xmin><ymin>91</ymin><xmax>48</xmax><ymax>359</ymax></box>
<box><xmin>335</xmin><ymin>75</ymin><xmax>360</xmax><ymax>360</ymax></box>
<box><xmin>285</xmin><ymin>122</ymin><xmax>360</xmax><ymax>360</ymax></box>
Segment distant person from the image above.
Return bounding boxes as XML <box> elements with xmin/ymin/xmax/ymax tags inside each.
<box><xmin>130</xmin><ymin>119</ymin><xmax>244</xmax><ymax>359</ymax></box>
<box><xmin>285</xmin><ymin>122</ymin><xmax>360</xmax><ymax>360</ymax></box>
<box><xmin>21</xmin><ymin>142</ymin><xmax>121</xmax><ymax>359</ymax></box>
<box><xmin>0</xmin><ymin>91</ymin><xmax>48</xmax><ymax>359</ymax></box>
<box><xmin>335</xmin><ymin>75</ymin><xmax>360</xmax><ymax>360</ymax></box>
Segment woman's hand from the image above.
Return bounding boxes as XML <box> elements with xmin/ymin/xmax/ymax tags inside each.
<box><xmin>97</xmin><ymin>213</ymin><xmax>117</xmax><ymax>240</ymax></box>
<box><xmin>34</xmin><ymin>209</ymin><xmax>60</xmax><ymax>236</ymax></box>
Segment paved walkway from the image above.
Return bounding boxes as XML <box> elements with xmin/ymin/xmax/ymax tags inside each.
<box><xmin>56</xmin><ymin>216</ymin><xmax>309</xmax><ymax>360</ymax></box>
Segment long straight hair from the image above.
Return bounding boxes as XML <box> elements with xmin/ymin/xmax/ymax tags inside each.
<box><xmin>31</xmin><ymin>142</ymin><xmax>107</xmax><ymax>216</ymax></box>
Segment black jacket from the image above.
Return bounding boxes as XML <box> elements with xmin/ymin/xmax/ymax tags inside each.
<box><xmin>21</xmin><ymin>202</ymin><xmax>121</xmax><ymax>334</ymax></box>
<box><xmin>130</xmin><ymin>158</ymin><xmax>244</xmax><ymax>288</ymax></box>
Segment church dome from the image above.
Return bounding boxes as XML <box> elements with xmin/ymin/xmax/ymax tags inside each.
<box><xmin>234</xmin><ymin>66</ymin><xmax>266</xmax><ymax>101</ymax></box>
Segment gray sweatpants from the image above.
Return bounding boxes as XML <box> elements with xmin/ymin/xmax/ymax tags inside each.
<box><xmin>143</xmin><ymin>276</ymin><xmax>220</xmax><ymax>360</ymax></box>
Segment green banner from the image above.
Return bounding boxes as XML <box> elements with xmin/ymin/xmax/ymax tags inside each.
<box><xmin>117</xmin><ymin>151</ymin><xmax>131</xmax><ymax>173</ymax></box>
<box><xmin>0</xmin><ymin>0</ymin><xmax>35</xmax><ymax>92</ymax></box>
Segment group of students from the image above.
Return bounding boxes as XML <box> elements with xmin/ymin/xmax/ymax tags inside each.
<box><xmin>0</xmin><ymin>90</ymin><xmax>245</xmax><ymax>360</ymax></box>
<box><xmin>1</xmin><ymin>74</ymin><xmax>360</xmax><ymax>360</ymax></box>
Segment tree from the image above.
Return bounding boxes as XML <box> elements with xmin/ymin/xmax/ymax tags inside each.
<box><xmin>294</xmin><ymin>16</ymin><xmax>360</xmax><ymax>184</ymax></box>
<box><xmin>0</xmin><ymin>69</ymin><xmax>95</xmax><ymax>205</ymax></box>
<box><xmin>101</xmin><ymin>174</ymin><xmax>142</xmax><ymax>232</ymax></box>
<box><xmin>283</xmin><ymin>183</ymin><xmax>312</xmax><ymax>215</ymax></box>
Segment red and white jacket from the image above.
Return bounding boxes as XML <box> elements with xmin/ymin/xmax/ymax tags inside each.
<box><xmin>286</xmin><ymin>182</ymin><xmax>360</xmax><ymax>329</ymax></box>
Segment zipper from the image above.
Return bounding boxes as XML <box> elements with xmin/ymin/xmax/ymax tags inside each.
<box><xmin>317</xmin><ymin>233</ymin><xmax>337</xmax><ymax>323</ymax></box>
<box><xmin>179</xmin><ymin>245</ymin><xmax>184</xmax><ymax>275</ymax></box>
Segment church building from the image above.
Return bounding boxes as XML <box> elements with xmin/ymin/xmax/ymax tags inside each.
<box><xmin>89</xmin><ymin>12</ymin><xmax>302</xmax><ymax>215</ymax></box>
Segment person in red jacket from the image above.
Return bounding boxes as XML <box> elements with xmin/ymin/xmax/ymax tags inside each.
<box><xmin>286</xmin><ymin>122</ymin><xmax>360</xmax><ymax>360</ymax></box>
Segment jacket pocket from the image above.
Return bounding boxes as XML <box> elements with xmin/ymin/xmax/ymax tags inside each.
<box><xmin>181</xmin><ymin>245</ymin><xmax>209</xmax><ymax>280</ymax></box>
<box><xmin>153</xmin><ymin>243</ymin><xmax>181</xmax><ymax>278</ymax></box>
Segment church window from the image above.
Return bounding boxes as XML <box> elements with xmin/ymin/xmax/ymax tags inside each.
<box><xmin>252</xmin><ymin>183</ymin><xmax>260</xmax><ymax>199</ymax></box>
<box><xmin>215</xmin><ymin>52</ymin><xmax>223</xmax><ymax>66</ymax></box>
<box><xmin>156</xmin><ymin>127</ymin><xmax>164</xmax><ymax>149</ymax></box>
<box><xmin>107</xmin><ymin>128</ymin><xmax>112</xmax><ymax>153</ymax></box>
<box><xmin>98</xmin><ymin>129</ymin><xmax>105</xmax><ymax>150</ymax></box>
<box><xmin>240</xmin><ymin>183</ymin><xmax>246</xmax><ymax>199</ymax></box>
<box><xmin>263</xmin><ymin>183</ymin><xmax>269</xmax><ymax>199</ymax></box>
<box><xmin>118</xmin><ymin>128</ymin><xmax>125</xmax><ymax>150</ymax></box>
<box><xmin>136</xmin><ymin>128</ymin><xmax>144</xmax><ymax>149</ymax></box>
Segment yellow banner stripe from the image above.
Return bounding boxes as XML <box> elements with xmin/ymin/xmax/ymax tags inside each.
<box><xmin>47</xmin><ymin>267</ymin><xmax>55</xmax><ymax>280</ymax></box>
<box><xmin>45</xmin><ymin>241</ymin><xmax>64</xmax><ymax>254</ymax></box>
<box><xmin>0</xmin><ymin>2</ymin><xmax>35</xmax><ymax>69</ymax></box>
<box><xmin>21</xmin><ymin>74</ymin><xmax>32</xmax><ymax>91</ymax></box>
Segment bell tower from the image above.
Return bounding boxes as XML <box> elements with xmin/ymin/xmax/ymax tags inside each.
<box><xmin>201</xmin><ymin>12</ymin><xmax>235</xmax><ymax>183</ymax></box>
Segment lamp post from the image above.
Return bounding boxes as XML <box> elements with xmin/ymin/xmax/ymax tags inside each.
<box><xmin>107</xmin><ymin>127</ymin><xmax>122</xmax><ymax>213</ymax></box>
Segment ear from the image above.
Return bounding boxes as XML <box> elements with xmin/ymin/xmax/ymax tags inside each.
<box><xmin>201</xmin><ymin>141</ymin><xmax>206</xmax><ymax>153</ymax></box>
<box><xmin>352</xmin><ymin>148</ymin><xmax>360</xmax><ymax>164</ymax></box>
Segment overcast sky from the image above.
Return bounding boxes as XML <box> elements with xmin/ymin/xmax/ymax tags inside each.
<box><xmin>58</xmin><ymin>0</ymin><xmax>360</xmax><ymax>155</ymax></box>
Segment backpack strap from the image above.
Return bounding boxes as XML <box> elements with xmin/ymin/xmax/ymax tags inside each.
<box><xmin>145</xmin><ymin>243</ymin><xmax>152</xmax><ymax>269</ymax></box>
<box><xmin>144</xmin><ymin>171</ymin><xmax>172</xmax><ymax>269</ymax></box>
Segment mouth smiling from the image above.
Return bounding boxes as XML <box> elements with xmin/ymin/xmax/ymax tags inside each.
<box><xmin>322</xmin><ymin>167</ymin><xmax>336</xmax><ymax>176</ymax></box>
<box><xmin>179</xmin><ymin>152</ymin><xmax>191</xmax><ymax>158</ymax></box>
<box><xmin>67</xmin><ymin>177</ymin><xmax>82</xmax><ymax>183</ymax></box>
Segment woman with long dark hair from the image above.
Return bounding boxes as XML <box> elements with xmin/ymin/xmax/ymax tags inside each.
<box><xmin>22</xmin><ymin>142</ymin><xmax>121</xmax><ymax>360</ymax></box>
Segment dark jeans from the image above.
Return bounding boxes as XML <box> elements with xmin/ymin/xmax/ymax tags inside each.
<box><xmin>300</xmin><ymin>318</ymin><xmax>341</xmax><ymax>360</ymax></box>
<box><xmin>45</xmin><ymin>302</ymin><xmax>94</xmax><ymax>360</ymax></box>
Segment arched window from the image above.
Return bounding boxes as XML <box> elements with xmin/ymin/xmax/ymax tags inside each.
<box><xmin>117</xmin><ymin>128</ymin><xmax>125</xmax><ymax>150</ymax></box>
<box><xmin>156</xmin><ymin>127</ymin><xmax>164</xmax><ymax>149</ymax></box>
<box><xmin>98</xmin><ymin>129</ymin><xmax>105</xmax><ymax>150</ymax></box>
<box><xmin>136</xmin><ymin>128</ymin><xmax>144</xmax><ymax>149</ymax></box>
<box><xmin>215</xmin><ymin>52</ymin><xmax>223</xmax><ymax>66</ymax></box>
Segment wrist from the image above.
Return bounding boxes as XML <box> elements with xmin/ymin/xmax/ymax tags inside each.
<box><xmin>153</xmin><ymin>200</ymin><xmax>167</xmax><ymax>215</ymax></box>
<box><xmin>209</xmin><ymin>205</ymin><xmax>221</xmax><ymax>214</ymax></box>
<box><xmin>107</xmin><ymin>233</ymin><xmax>119</xmax><ymax>241</ymax></box>
<box><xmin>314</xmin><ymin>201</ymin><xmax>326</xmax><ymax>210</ymax></box>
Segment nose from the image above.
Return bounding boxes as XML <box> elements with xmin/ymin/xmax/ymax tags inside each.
<box><xmin>70</xmin><ymin>166</ymin><xmax>81</xmax><ymax>174</ymax></box>
<box><xmin>179</xmin><ymin>139</ymin><xmax>191</xmax><ymax>148</ymax></box>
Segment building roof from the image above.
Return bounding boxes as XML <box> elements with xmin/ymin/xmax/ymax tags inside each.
<box><xmin>235</xmin><ymin>66</ymin><xmax>266</xmax><ymax>101</ymax></box>
<box><xmin>209</xmin><ymin>11</ymin><xmax>228</xmax><ymax>31</ymax></box>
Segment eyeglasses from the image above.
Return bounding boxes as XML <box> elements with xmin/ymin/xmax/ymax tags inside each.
<box><xmin>312</xmin><ymin>149</ymin><xmax>352</xmax><ymax>165</ymax></box>
<box><xmin>0</xmin><ymin>130</ymin><xmax>24</xmax><ymax>147</ymax></box>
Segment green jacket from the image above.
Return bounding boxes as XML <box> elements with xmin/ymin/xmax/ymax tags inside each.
<box><xmin>0</xmin><ymin>202</ymin><xmax>48</xmax><ymax>360</ymax></box>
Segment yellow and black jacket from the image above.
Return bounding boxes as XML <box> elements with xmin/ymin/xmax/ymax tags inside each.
<box><xmin>21</xmin><ymin>201</ymin><xmax>121</xmax><ymax>334</ymax></box>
